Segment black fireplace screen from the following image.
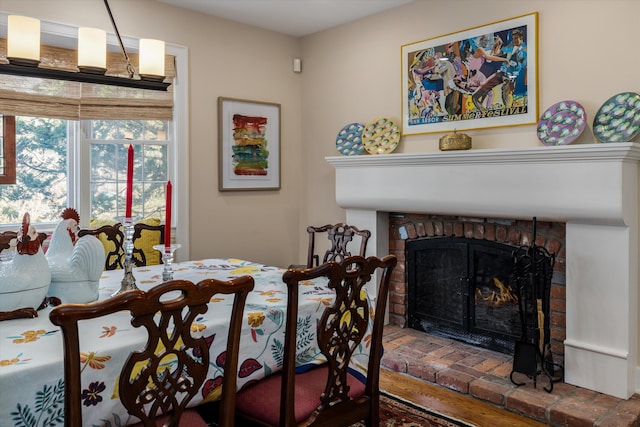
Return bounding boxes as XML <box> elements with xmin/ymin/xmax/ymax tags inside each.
<box><xmin>407</xmin><ymin>237</ymin><xmax>522</xmax><ymax>354</ymax></box>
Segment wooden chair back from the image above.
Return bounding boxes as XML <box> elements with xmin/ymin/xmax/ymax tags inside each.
<box><xmin>131</xmin><ymin>222</ymin><xmax>165</xmax><ymax>267</ymax></box>
<box><xmin>0</xmin><ymin>230</ymin><xmax>47</xmax><ymax>257</ymax></box>
<box><xmin>78</xmin><ymin>222</ymin><xmax>165</xmax><ymax>270</ymax></box>
<box><xmin>49</xmin><ymin>276</ymin><xmax>254</xmax><ymax>427</ymax></box>
<box><xmin>78</xmin><ymin>224</ymin><xmax>124</xmax><ymax>270</ymax></box>
<box><xmin>235</xmin><ymin>255</ymin><xmax>397</xmax><ymax>426</ymax></box>
<box><xmin>0</xmin><ymin>231</ymin><xmax>17</xmax><ymax>254</ymax></box>
<box><xmin>306</xmin><ymin>223</ymin><xmax>371</xmax><ymax>268</ymax></box>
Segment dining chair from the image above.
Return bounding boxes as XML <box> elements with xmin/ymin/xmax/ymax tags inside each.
<box><xmin>0</xmin><ymin>231</ymin><xmax>17</xmax><ymax>255</ymax></box>
<box><xmin>78</xmin><ymin>223</ymin><xmax>125</xmax><ymax>270</ymax></box>
<box><xmin>49</xmin><ymin>276</ymin><xmax>254</xmax><ymax>427</ymax></box>
<box><xmin>78</xmin><ymin>221</ymin><xmax>165</xmax><ymax>270</ymax></box>
<box><xmin>131</xmin><ymin>222</ymin><xmax>165</xmax><ymax>267</ymax></box>
<box><xmin>293</xmin><ymin>223</ymin><xmax>371</xmax><ymax>269</ymax></box>
<box><xmin>235</xmin><ymin>254</ymin><xmax>398</xmax><ymax>427</ymax></box>
<box><xmin>0</xmin><ymin>230</ymin><xmax>47</xmax><ymax>256</ymax></box>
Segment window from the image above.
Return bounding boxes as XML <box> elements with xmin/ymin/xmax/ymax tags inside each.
<box><xmin>86</xmin><ymin>120</ymin><xmax>170</xmax><ymax>221</ymax></box>
<box><xmin>0</xmin><ymin>116</ymin><xmax>68</xmax><ymax>224</ymax></box>
<box><xmin>0</xmin><ymin>117</ymin><xmax>172</xmax><ymax>227</ymax></box>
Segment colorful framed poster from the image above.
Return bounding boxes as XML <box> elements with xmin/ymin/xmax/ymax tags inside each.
<box><xmin>401</xmin><ymin>12</ymin><xmax>538</xmax><ymax>136</ymax></box>
<box><xmin>218</xmin><ymin>97</ymin><xmax>281</xmax><ymax>191</ymax></box>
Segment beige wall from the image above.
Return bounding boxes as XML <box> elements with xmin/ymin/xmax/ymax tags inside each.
<box><xmin>300</xmin><ymin>0</ymin><xmax>640</xmax><ymax>253</ymax></box>
<box><xmin>2</xmin><ymin>0</ymin><xmax>638</xmax><ymax>267</ymax></box>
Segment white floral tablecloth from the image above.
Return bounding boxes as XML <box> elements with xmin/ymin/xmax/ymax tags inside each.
<box><xmin>0</xmin><ymin>258</ymin><xmax>374</xmax><ymax>427</ymax></box>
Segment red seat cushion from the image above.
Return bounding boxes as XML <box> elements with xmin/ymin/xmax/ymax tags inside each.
<box><xmin>129</xmin><ymin>408</ymin><xmax>208</xmax><ymax>426</ymax></box>
<box><xmin>235</xmin><ymin>365</ymin><xmax>365</xmax><ymax>425</ymax></box>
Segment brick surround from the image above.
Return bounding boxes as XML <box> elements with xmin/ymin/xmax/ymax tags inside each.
<box><xmin>387</xmin><ymin>213</ymin><xmax>567</xmax><ymax>366</ymax></box>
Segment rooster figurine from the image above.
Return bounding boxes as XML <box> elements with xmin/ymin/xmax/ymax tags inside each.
<box><xmin>46</xmin><ymin>208</ymin><xmax>105</xmax><ymax>303</ymax></box>
<box><xmin>0</xmin><ymin>213</ymin><xmax>51</xmax><ymax>313</ymax></box>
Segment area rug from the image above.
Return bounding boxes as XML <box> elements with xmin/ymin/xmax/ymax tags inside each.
<box><xmin>352</xmin><ymin>392</ymin><xmax>475</xmax><ymax>427</ymax></box>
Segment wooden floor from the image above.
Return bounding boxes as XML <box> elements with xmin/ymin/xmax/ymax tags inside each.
<box><xmin>380</xmin><ymin>368</ymin><xmax>547</xmax><ymax>427</ymax></box>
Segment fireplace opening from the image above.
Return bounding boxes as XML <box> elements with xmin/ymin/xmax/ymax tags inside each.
<box><xmin>407</xmin><ymin>237</ymin><xmax>522</xmax><ymax>354</ymax></box>
<box><xmin>390</xmin><ymin>215</ymin><xmax>566</xmax><ymax>378</ymax></box>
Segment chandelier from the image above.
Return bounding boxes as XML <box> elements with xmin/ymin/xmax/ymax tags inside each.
<box><xmin>0</xmin><ymin>0</ymin><xmax>170</xmax><ymax>91</ymax></box>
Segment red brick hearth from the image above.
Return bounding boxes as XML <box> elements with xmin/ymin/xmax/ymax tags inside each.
<box><xmin>381</xmin><ymin>325</ymin><xmax>640</xmax><ymax>426</ymax></box>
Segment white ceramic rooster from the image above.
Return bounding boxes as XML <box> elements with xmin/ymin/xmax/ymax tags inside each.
<box><xmin>46</xmin><ymin>208</ymin><xmax>105</xmax><ymax>303</ymax></box>
<box><xmin>0</xmin><ymin>213</ymin><xmax>52</xmax><ymax>313</ymax></box>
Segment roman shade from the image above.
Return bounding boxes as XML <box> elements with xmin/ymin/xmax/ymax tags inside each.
<box><xmin>0</xmin><ymin>39</ymin><xmax>175</xmax><ymax>120</ymax></box>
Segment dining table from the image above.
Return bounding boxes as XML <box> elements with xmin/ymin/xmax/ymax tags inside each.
<box><xmin>0</xmin><ymin>257</ymin><xmax>374</xmax><ymax>427</ymax></box>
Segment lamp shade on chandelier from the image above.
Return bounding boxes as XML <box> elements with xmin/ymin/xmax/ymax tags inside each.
<box><xmin>78</xmin><ymin>27</ymin><xmax>107</xmax><ymax>73</ymax></box>
<box><xmin>139</xmin><ymin>38</ymin><xmax>165</xmax><ymax>81</ymax></box>
<box><xmin>7</xmin><ymin>15</ymin><xmax>41</xmax><ymax>66</ymax></box>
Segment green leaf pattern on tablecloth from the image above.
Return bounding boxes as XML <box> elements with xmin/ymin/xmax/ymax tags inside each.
<box><xmin>296</xmin><ymin>315</ymin><xmax>319</xmax><ymax>365</ymax></box>
<box><xmin>11</xmin><ymin>379</ymin><xmax>65</xmax><ymax>427</ymax></box>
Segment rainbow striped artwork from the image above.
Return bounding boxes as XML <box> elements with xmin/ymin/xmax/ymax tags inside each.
<box><xmin>219</xmin><ymin>97</ymin><xmax>280</xmax><ymax>191</ymax></box>
<box><xmin>231</xmin><ymin>114</ymin><xmax>270</xmax><ymax>176</ymax></box>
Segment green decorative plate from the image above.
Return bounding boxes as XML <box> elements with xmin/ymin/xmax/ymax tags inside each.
<box><xmin>593</xmin><ymin>92</ymin><xmax>640</xmax><ymax>143</ymax></box>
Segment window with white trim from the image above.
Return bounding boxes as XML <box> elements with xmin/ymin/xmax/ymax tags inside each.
<box><xmin>0</xmin><ymin>117</ymin><xmax>172</xmax><ymax>228</ymax></box>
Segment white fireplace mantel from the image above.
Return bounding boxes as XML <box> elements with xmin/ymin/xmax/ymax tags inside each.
<box><xmin>327</xmin><ymin>143</ymin><xmax>640</xmax><ymax>399</ymax></box>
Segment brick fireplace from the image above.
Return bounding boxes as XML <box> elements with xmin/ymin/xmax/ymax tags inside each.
<box><xmin>326</xmin><ymin>143</ymin><xmax>640</xmax><ymax>399</ymax></box>
<box><xmin>386</xmin><ymin>214</ymin><xmax>566</xmax><ymax>369</ymax></box>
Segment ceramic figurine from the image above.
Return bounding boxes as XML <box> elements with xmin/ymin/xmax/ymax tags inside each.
<box><xmin>0</xmin><ymin>213</ymin><xmax>51</xmax><ymax>312</ymax></box>
<box><xmin>46</xmin><ymin>208</ymin><xmax>105</xmax><ymax>303</ymax></box>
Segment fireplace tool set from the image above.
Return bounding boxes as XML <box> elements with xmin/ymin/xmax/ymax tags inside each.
<box><xmin>510</xmin><ymin>217</ymin><xmax>563</xmax><ymax>392</ymax></box>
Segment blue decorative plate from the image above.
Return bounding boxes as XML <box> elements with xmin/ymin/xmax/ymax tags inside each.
<box><xmin>336</xmin><ymin>123</ymin><xmax>365</xmax><ymax>156</ymax></box>
<box><xmin>593</xmin><ymin>92</ymin><xmax>640</xmax><ymax>143</ymax></box>
<box><xmin>537</xmin><ymin>100</ymin><xmax>587</xmax><ymax>146</ymax></box>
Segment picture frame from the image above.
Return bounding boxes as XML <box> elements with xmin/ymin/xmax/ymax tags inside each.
<box><xmin>401</xmin><ymin>12</ymin><xmax>538</xmax><ymax>136</ymax></box>
<box><xmin>218</xmin><ymin>97</ymin><xmax>281</xmax><ymax>191</ymax></box>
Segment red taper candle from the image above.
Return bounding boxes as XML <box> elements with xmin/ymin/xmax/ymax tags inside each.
<box><xmin>165</xmin><ymin>180</ymin><xmax>172</xmax><ymax>249</ymax></box>
<box><xmin>125</xmin><ymin>144</ymin><xmax>134</xmax><ymax>218</ymax></box>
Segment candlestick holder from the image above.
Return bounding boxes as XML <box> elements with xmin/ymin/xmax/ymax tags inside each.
<box><xmin>153</xmin><ymin>244</ymin><xmax>181</xmax><ymax>281</ymax></box>
<box><xmin>112</xmin><ymin>217</ymin><xmax>139</xmax><ymax>296</ymax></box>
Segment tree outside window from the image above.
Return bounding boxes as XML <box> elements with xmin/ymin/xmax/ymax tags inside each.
<box><xmin>0</xmin><ymin>117</ymin><xmax>67</xmax><ymax>223</ymax></box>
<box><xmin>88</xmin><ymin>120</ymin><xmax>169</xmax><ymax>221</ymax></box>
<box><xmin>0</xmin><ymin>117</ymin><xmax>170</xmax><ymax>226</ymax></box>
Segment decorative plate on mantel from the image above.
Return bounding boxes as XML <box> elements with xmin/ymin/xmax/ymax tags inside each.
<box><xmin>536</xmin><ymin>100</ymin><xmax>587</xmax><ymax>146</ymax></box>
<box><xmin>362</xmin><ymin>118</ymin><xmax>400</xmax><ymax>154</ymax></box>
<box><xmin>593</xmin><ymin>92</ymin><xmax>640</xmax><ymax>143</ymax></box>
<box><xmin>335</xmin><ymin>122</ymin><xmax>365</xmax><ymax>156</ymax></box>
